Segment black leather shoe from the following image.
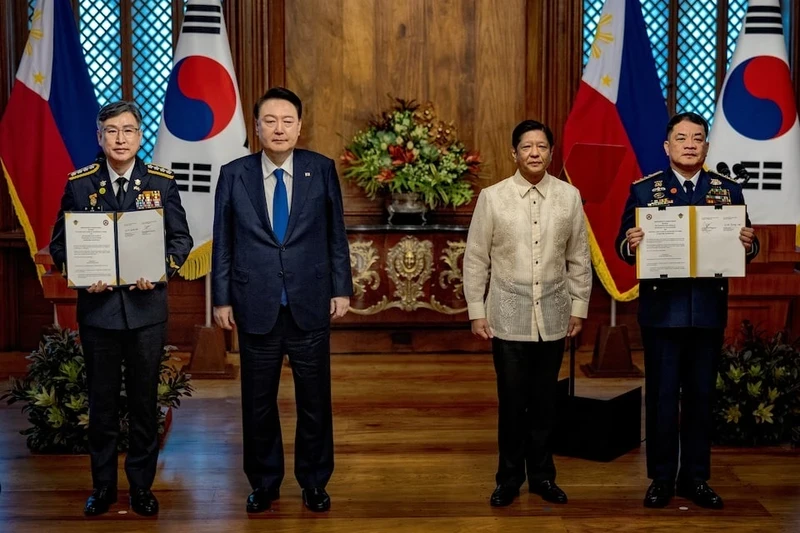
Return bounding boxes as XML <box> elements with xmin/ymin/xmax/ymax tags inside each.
<box><xmin>302</xmin><ymin>488</ymin><xmax>331</xmax><ymax>512</ymax></box>
<box><xmin>489</xmin><ymin>484</ymin><xmax>519</xmax><ymax>507</ymax></box>
<box><xmin>530</xmin><ymin>480</ymin><xmax>568</xmax><ymax>504</ymax></box>
<box><xmin>246</xmin><ymin>487</ymin><xmax>280</xmax><ymax>513</ymax></box>
<box><xmin>84</xmin><ymin>486</ymin><xmax>117</xmax><ymax>516</ymax></box>
<box><xmin>676</xmin><ymin>480</ymin><xmax>724</xmax><ymax>509</ymax></box>
<box><xmin>644</xmin><ymin>480</ymin><xmax>674</xmax><ymax>508</ymax></box>
<box><xmin>129</xmin><ymin>488</ymin><xmax>159</xmax><ymax>516</ymax></box>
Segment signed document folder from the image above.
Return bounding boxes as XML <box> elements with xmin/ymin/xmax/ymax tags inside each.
<box><xmin>64</xmin><ymin>209</ymin><xmax>167</xmax><ymax>288</ymax></box>
<box><xmin>635</xmin><ymin>205</ymin><xmax>745</xmax><ymax>279</ymax></box>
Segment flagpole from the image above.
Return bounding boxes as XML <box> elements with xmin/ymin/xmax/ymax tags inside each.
<box><xmin>205</xmin><ymin>274</ymin><xmax>212</xmax><ymax>327</ymax></box>
<box><xmin>610</xmin><ymin>298</ymin><xmax>616</xmax><ymax>327</ymax></box>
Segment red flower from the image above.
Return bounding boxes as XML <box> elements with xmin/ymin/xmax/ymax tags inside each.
<box><xmin>340</xmin><ymin>150</ymin><xmax>357</xmax><ymax>166</ymax></box>
<box><xmin>465</xmin><ymin>151</ymin><xmax>481</xmax><ymax>174</ymax></box>
<box><xmin>388</xmin><ymin>144</ymin><xmax>416</xmax><ymax>166</ymax></box>
<box><xmin>376</xmin><ymin>169</ymin><xmax>395</xmax><ymax>183</ymax></box>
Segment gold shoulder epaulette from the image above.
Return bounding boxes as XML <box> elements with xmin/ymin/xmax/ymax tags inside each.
<box><xmin>708</xmin><ymin>169</ymin><xmax>737</xmax><ymax>183</ymax></box>
<box><xmin>633</xmin><ymin>170</ymin><xmax>664</xmax><ymax>185</ymax></box>
<box><xmin>147</xmin><ymin>163</ymin><xmax>174</xmax><ymax>179</ymax></box>
<box><xmin>68</xmin><ymin>163</ymin><xmax>100</xmax><ymax>181</ymax></box>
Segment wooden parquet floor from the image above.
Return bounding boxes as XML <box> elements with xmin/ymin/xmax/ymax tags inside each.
<box><xmin>0</xmin><ymin>352</ymin><xmax>798</xmax><ymax>532</ymax></box>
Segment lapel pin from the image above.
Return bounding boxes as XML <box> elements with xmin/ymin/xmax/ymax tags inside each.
<box><xmin>99</xmin><ymin>180</ymin><xmax>107</xmax><ymax>187</ymax></box>
<box><xmin>305</xmin><ymin>172</ymin><xmax>311</xmax><ymax>177</ymax></box>
<box><xmin>134</xmin><ymin>178</ymin><xmax>141</xmax><ymax>186</ymax></box>
<box><xmin>99</xmin><ymin>187</ymin><xmax>106</xmax><ymax>194</ymax></box>
<box><xmin>134</xmin><ymin>186</ymin><xmax>141</xmax><ymax>191</ymax></box>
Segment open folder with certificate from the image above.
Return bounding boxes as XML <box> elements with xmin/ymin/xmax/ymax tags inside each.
<box><xmin>635</xmin><ymin>205</ymin><xmax>746</xmax><ymax>279</ymax></box>
<box><xmin>64</xmin><ymin>209</ymin><xmax>167</xmax><ymax>288</ymax></box>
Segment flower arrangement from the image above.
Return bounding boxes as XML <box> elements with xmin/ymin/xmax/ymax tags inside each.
<box><xmin>340</xmin><ymin>98</ymin><xmax>481</xmax><ymax>210</ymax></box>
<box><xmin>1</xmin><ymin>327</ymin><xmax>193</xmax><ymax>453</ymax></box>
<box><xmin>713</xmin><ymin>321</ymin><xmax>800</xmax><ymax>446</ymax></box>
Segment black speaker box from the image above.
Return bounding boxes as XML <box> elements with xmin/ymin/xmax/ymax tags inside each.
<box><xmin>552</xmin><ymin>339</ymin><xmax>642</xmax><ymax>462</ymax></box>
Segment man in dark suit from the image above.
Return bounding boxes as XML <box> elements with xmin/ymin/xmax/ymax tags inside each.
<box><xmin>212</xmin><ymin>87</ymin><xmax>352</xmax><ymax>513</ymax></box>
<box><xmin>50</xmin><ymin>101</ymin><xmax>192</xmax><ymax>516</ymax></box>
<box><xmin>616</xmin><ymin>112</ymin><xmax>759</xmax><ymax>510</ymax></box>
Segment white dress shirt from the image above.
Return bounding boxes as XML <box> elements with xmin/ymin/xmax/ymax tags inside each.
<box><xmin>672</xmin><ymin>168</ymin><xmax>700</xmax><ymax>191</ymax></box>
<box><xmin>261</xmin><ymin>151</ymin><xmax>294</xmax><ymax>225</ymax></box>
<box><xmin>107</xmin><ymin>161</ymin><xmax>135</xmax><ymax>196</ymax></box>
<box><xmin>463</xmin><ymin>171</ymin><xmax>592</xmax><ymax>342</ymax></box>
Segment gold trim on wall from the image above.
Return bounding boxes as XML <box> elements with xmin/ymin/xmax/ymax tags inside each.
<box><xmin>349</xmin><ymin>236</ymin><xmax>467</xmax><ymax>316</ymax></box>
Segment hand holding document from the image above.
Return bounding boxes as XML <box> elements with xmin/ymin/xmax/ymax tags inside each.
<box><xmin>636</xmin><ymin>206</ymin><xmax>691</xmax><ymax>279</ymax></box>
<box><xmin>635</xmin><ymin>205</ymin><xmax>746</xmax><ymax>279</ymax></box>
<box><xmin>64</xmin><ymin>209</ymin><xmax>167</xmax><ymax>289</ymax></box>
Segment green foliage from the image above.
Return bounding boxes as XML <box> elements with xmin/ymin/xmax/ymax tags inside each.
<box><xmin>1</xmin><ymin>327</ymin><xmax>193</xmax><ymax>453</ymax></box>
<box><xmin>340</xmin><ymin>98</ymin><xmax>481</xmax><ymax>210</ymax></box>
<box><xmin>713</xmin><ymin>321</ymin><xmax>800</xmax><ymax>446</ymax></box>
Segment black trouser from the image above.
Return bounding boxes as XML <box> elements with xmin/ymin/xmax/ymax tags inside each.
<box><xmin>641</xmin><ymin>327</ymin><xmax>723</xmax><ymax>483</ymax></box>
<box><xmin>238</xmin><ymin>306</ymin><xmax>333</xmax><ymax>491</ymax></box>
<box><xmin>492</xmin><ymin>336</ymin><xmax>565</xmax><ymax>488</ymax></box>
<box><xmin>80</xmin><ymin>322</ymin><xmax>165</xmax><ymax>491</ymax></box>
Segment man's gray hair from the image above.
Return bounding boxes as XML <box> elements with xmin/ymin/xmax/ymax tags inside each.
<box><xmin>97</xmin><ymin>100</ymin><xmax>143</xmax><ymax>129</ymax></box>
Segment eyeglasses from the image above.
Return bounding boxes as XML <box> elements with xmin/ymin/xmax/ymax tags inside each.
<box><xmin>102</xmin><ymin>127</ymin><xmax>140</xmax><ymax>138</ymax></box>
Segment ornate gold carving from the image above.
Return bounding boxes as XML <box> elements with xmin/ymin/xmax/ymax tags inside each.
<box><xmin>438</xmin><ymin>240</ymin><xmax>466</xmax><ymax>299</ymax></box>
<box><xmin>349</xmin><ymin>236</ymin><xmax>467</xmax><ymax>316</ymax></box>
<box><xmin>386</xmin><ymin>236</ymin><xmax>433</xmax><ymax>311</ymax></box>
<box><xmin>349</xmin><ymin>240</ymin><xmax>381</xmax><ymax>298</ymax></box>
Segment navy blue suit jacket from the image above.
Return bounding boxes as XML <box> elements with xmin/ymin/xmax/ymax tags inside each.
<box><xmin>50</xmin><ymin>157</ymin><xmax>193</xmax><ymax>330</ymax></box>
<box><xmin>211</xmin><ymin>149</ymin><xmax>353</xmax><ymax>334</ymax></box>
<box><xmin>615</xmin><ymin>167</ymin><xmax>759</xmax><ymax>329</ymax></box>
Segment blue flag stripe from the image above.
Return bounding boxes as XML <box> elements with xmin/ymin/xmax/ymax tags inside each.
<box><xmin>50</xmin><ymin>0</ymin><xmax>99</xmax><ymax>168</ymax></box>
<box><xmin>615</xmin><ymin>0</ymin><xmax>670</xmax><ymax>175</ymax></box>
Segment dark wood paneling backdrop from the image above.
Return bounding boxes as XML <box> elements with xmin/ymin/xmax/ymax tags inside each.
<box><xmin>1</xmin><ymin>0</ymin><xmax>799</xmax><ymax>355</ymax></box>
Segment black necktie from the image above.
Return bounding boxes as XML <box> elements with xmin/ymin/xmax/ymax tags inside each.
<box><xmin>684</xmin><ymin>180</ymin><xmax>694</xmax><ymax>199</ymax></box>
<box><xmin>116</xmin><ymin>177</ymin><xmax>127</xmax><ymax>207</ymax></box>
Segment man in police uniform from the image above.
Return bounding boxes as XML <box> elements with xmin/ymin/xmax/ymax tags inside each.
<box><xmin>50</xmin><ymin>101</ymin><xmax>192</xmax><ymax>517</ymax></box>
<box><xmin>616</xmin><ymin>112</ymin><xmax>758</xmax><ymax>510</ymax></box>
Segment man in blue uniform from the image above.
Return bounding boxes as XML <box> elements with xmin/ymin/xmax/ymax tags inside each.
<box><xmin>616</xmin><ymin>112</ymin><xmax>759</xmax><ymax>510</ymax></box>
<box><xmin>50</xmin><ymin>101</ymin><xmax>192</xmax><ymax>517</ymax></box>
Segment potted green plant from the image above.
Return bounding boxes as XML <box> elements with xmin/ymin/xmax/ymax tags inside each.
<box><xmin>1</xmin><ymin>327</ymin><xmax>193</xmax><ymax>453</ymax></box>
<box><xmin>713</xmin><ymin>321</ymin><xmax>800</xmax><ymax>446</ymax></box>
<box><xmin>340</xmin><ymin>98</ymin><xmax>481</xmax><ymax>224</ymax></box>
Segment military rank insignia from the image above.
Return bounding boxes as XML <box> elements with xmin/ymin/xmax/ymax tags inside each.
<box><xmin>647</xmin><ymin>198</ymin><xmax>674</xmax><ymax>207</ymax></box>
<box><xmin>136</xmin><ymin>190</ymin><xmax>163</xmax><ymax>209</ymax></box>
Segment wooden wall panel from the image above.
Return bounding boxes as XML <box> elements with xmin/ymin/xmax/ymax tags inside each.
<box><xmin>285</xmin><ymin>0</ymin><xmax>528</xmax><ymax>225</ymax></box>
<box><xmin>476</xmin><ymin>0</ymin><xmax>527</xmax><ymax>185</ymax></box>
<box><xmin>526</xmin><ymin>0</ymin><xmax>583</xmax><ymax>173</ymax></box>
<box><xmin>286</xmin><ymin>0</ymin><xmax>345</xmax><ymax>158</ymax></box>
<box><xmin>223</xmin><ymin>0</ymin><xmax>269</xmax><ymax>152</ymax></box>
<box><xmin>339</xmin><ymin>0</ymin><xmax>381</xmax><ymax>219</ymax></box>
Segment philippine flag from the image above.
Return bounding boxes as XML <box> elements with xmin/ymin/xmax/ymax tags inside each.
<box><xmin>0</xmin><ymin>0</ymin><xmax>98</xmax><ymax>273</ymax></box>
<box><xmin>707</xmin><ymin>0</ymin><xmax>800</xmax><ymax>240</ymax></box>
<box><xmin>562</xmin><ymin>0</ymin><xmax>669</xmax><ymax>302</ymax></box>
<box><xmin>152</xmin><ymin>0</ymin><xmax>248</xmax><ymax>280</ymax></box>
